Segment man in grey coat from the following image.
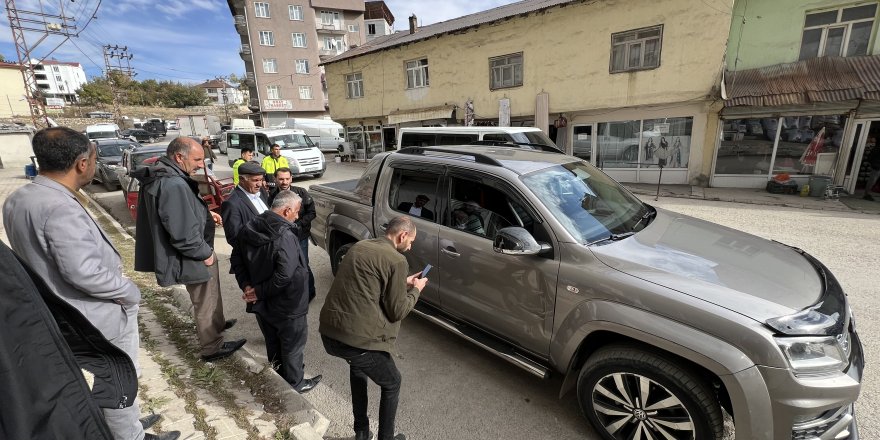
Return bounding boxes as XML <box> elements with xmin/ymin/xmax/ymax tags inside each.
<box><xmin>133</xmin><ymin>136</ymin><xmax>245</xmax><ymax>361</ymax></box>
<box><xmin>3</xmin><ymin>127</ymin><xmax>179</xmax><ymax>440</ymax></box>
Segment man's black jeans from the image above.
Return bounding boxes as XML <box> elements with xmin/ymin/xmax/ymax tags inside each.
<box><xmin>322</xmin><ymin>335</ymin><xmax>401</xmax><ymax>440</ymax></box>
<box><xmin>256</xmin><ymin>312</ymin><xmax>308</xmax><ymax>388</ymax></box>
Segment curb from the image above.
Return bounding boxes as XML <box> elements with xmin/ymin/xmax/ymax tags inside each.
<box><xmin>86</xmin><ymin>190</ymin><xmax>331</xmax><ymax>440</ymax></box>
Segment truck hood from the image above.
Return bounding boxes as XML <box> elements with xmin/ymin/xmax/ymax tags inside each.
<box><xmin>589</xmin><ymin>208</ymin><xmax>822</xmax><ymax>322</ymax></box>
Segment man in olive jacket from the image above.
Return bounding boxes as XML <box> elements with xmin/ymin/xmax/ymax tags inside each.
<box><xmin>319</xmin><ymin>216</ymin><xmax>428</xmax><ymax>440</ymax></box>
<box><xmin>134</xmin><ymin>137</ymin><xmax>245</xmax><ymax>362</ymax></box>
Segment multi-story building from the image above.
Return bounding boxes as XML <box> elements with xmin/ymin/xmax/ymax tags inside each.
<box><xmin>195</xmin><ymin>79</ymin><xmax>246</xmax><ymax>106</ymax></box>
<box><xmin>0</xmin><ymin>62</ymin><xmax>30</xmax><ymax>118</ymax></box>
<box><xmin>30</xmin><ymin>59</ymin><xmax>88</xmax><ymax>104</ymax></box>
<box><xmin>226</xmin><ymin>0</ymin><xmax>366</xmax><ymax>126</ymax></box>
<box><xmin>364</xmin><ymin>0</ymin><xmax>393</xmax><ymax>41</ymax></box>
<box><xmin>323</xmin><ymin>0</ymin><xmax>733</xmax><ymax>185</ymax></box>
<box><xmin>718</xmin><ymin>0</ymin><xmax>880</xmax><ymax>192</ymax></box>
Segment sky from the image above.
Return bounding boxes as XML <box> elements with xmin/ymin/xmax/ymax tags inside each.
<box><xmin>0</xmin><ymin>0</ymin><xmax>514</xmax><ymax>84</ymax></box>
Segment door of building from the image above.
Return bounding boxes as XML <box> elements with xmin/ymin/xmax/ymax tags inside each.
<box><xmin>843</xmin><ymin>119</ymin><xmax>880</xmax><ymax>195</ymax></box>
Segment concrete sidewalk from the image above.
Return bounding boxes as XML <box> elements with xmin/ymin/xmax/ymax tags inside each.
<box><xmin>0</xmin><ymin>167</ymin><xmax>328</xmax><ymax>440</ymax></box>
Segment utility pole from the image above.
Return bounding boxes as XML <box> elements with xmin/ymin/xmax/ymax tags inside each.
<box><xmin>5</xmin><ymin>0</ymin><xmax>77</xmax><ymax>129</ymax></box>
<box><xmin>103</xmin><ymin>45</ymin><xmax>134</xmax><ymax>127</ymax></box>
<box><xmin>217</xmin><ymin>76</ymin><xmax>230</xmax><ymax>124</ymax></box>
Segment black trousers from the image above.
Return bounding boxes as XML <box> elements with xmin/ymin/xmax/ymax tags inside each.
<box><xmin>322</xmin><ymin>335</ymin><xmax>401</xmax><ymax>440</ymax></box>
<box><xmin>256</xmin><ymin>312</ymin><xmax>308</xmax><ymax>388</ymax></box>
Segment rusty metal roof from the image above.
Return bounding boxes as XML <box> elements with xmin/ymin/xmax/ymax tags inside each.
<box><xmin>323</xmin><ymin>0</ymin><xmax>582</xmax><ymax>65</ymax></box>
<box><xmin>725</xmin><ymin>55</ymin><xmax>880</xmax><ymax>107</ymax></box>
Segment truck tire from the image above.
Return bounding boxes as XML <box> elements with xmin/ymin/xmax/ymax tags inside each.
<box><xmin>331</xmin><ymin>243</ymin><xmax>354</xmax><ymax>275</ymax></box>
<box><xmin>577</xmin><ymin>345</ymin><xmax>723</xmax><ymax>440</ymax></box>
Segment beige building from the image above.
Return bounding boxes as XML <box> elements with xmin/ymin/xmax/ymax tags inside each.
<box><xmin>0</xmin><ymin>62</ymin><xmax>30</xmax><ymax>118</ymax></box>
<box><xmin>226</xmin><ymin>0</ymin><xmax>367</xmax><ymax>126</ymax></box>
<box><xmin>323</xmin><ymin>0</ymin><xmax>733</xmax><ymax>185</ymax></box>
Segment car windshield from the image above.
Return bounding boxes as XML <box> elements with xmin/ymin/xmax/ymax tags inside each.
<box><xmin>521</xmin><ymin>161</ymin><xmax>650</xmax><ymax>244</ymax></box>
<box><xmin>98</xmin><ymin>144</ymin><xmax>125</xmax><ymax>157</ymax></box>
<box><xmin>270</xmin><ymin>133</ymin><xmax>315</xmax><ymax>150</ymax></box>
<box><xmin>132</xmin><ymin>151</ymin><xmax>162</xmax><ymax>168</ymax></box>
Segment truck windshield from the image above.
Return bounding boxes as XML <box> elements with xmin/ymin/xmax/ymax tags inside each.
<box><xmin>270</xmin><ymin>133</ymin><xmax>315</xmax><ymax>150</ymax></box>
<box><xmin>521</xmin><ymin>161</ymin><xmax>649</xmax><ymax>244</ymax></box>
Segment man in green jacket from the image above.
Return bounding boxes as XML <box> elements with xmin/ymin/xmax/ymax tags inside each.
<box><xmin>319</xmin><ymin>216</ymin><xmax>427</xmax><ymax>440</ymax></box>
<box><xmin>232</xmin><ymin>147</ymin><xmax>254</xmax><ymax>185</ymax></box>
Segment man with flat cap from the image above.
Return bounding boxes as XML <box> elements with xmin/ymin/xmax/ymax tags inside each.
<box><xmin>397</xmin><ymin>194</ymin><xmax>434</xmax><ymax>221</ymax></box>
<box><xmin>222</xmin><ymin>161</ymin><xmax>269</xmax><ymax>246</ymax></box>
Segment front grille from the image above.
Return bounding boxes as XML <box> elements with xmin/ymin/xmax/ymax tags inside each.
<box><xmin>792</xmin><ymin>416</ymin><xmax>843</xmax><ymax>439</ymax></box>
<box><xmin>791</xmin><ymin>405</ymin><xmax>852</xmax><ymax>440</ymax></box>
<box><xmin>299</xmin><ymin>157</ymin><xmax>321</xmax><ymax>167</ymax></box>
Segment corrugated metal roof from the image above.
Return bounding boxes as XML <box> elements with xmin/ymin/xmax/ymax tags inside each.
<box><xmin>323</xmin><ymin>0</ymin><xmax>582</xmax><ymax>65</ymax></box>
<box><xmin>724</xmin><ymin>55</ymin><xmax>880</xmax><ymax>107</ymax></box>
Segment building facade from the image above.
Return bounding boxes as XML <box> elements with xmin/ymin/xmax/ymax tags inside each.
<box><xmin>31</xmin><ymin>60</ymin><xmax>88</xmax><ymax>104</ymax></box>
<box><xmin>226</xmin><ymin>0</ymin><xmax>366</xmax><ymax>126</ymax></box>
<box><xmin>364</xmin><ymin>0</ymin><xmax>393</xmax><ymax>41</ymax></box>
<box><xmin>195</xmin><ymin>79</ymin><xmax>246</xmax><ymax>105</ymax></box>
<box><xmin>0</xmin><ymin>62</ymin><xmax>30</xmax><ymax>118</ymax></box>
<box><xmin>718</xmin><ymin>0</ymin><xmax>880</xmax><ymax>194</ymax></box>
<box><xmin>323</xmin><ymin>0</ymin><xmax>732</xmax><ymax>185</ymax></box>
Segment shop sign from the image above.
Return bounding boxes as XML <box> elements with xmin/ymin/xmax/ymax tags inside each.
<box><xmin>45</xmin><ymin>97</ymin><xmax>65</xmax><ymax>108</ymax></box>
<box><xmin>654</xmin><ymin>123</ymin><xmax>670</xmax><ymax>134</ymax></box>
<box><xmin>263</xmin><ymin>99</ymin><xmax>293</xmax><ymax>111</ymax></box>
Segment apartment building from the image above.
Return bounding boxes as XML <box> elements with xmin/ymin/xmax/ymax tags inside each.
<box><xmin>31</xmin><ymin>59</ymin><xmax>88</xmax><ymax>104</ymax></box>
<box><xmin>226</xmin><ymin>0</ymin><xmax>366</xmax><ymax>126</ymax></box>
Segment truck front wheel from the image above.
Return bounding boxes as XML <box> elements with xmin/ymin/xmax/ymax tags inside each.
<box><xmin>577</xmin><ymin>345</ymin><xmax>723</xmax><ymax>440</ymax></box>
<box><xmin>331</xmin><ymin>243</ymin><xmax>354</xmax><ymax>275</ymax></box>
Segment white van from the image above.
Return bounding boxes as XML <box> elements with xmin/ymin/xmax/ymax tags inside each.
<box><xmin>85</xmin><ymin>123</ymin><xmax>122</xmax><ymax>141</ymax></box>
<box><xmin>225</xmin><ymin>128</ymin><xmax>326</xmax><ymax>178</ymax></box>
<box><xmin>274</xmin><ymin>118</ymin><xmax>345</xmax><ymax>153</ymax></box>
<box><xmin>397</xmin><ymin>126</ymin><xmax>559</xmax><ymax>150</ymax></box>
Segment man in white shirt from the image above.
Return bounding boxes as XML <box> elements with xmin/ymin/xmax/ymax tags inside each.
<box><xmin>222</xmin><ymin>162</ymin><xmax>269</xmax><ymax>246</ymax></box>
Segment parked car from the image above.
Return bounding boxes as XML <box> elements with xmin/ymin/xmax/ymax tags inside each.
<box><xmin>93</xmin><ymin>139</ymin><xmax>137</xmax><ymax>191</ymax></box>
<box><xmin>120</xmin><ymin>129</ymin><xmax>158</xmax><ymax>143</ymax></box>
<box><xmin>142</xmin><ymin>119</ymin><xmax>167</xmax><ymax>137</ymax></box>
<box><xmin>309</xmin><ymin>146</ymin><xmax>863</xmax><ymax>440</ymax></box>
<box><xmin>115</xmin><ymin>144</ymin><xmax>167</xmax><ymax>197</ymax></box>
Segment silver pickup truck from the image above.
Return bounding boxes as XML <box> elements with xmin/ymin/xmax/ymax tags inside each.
<box><xmin>309</xmin><ymin>146</ymin><xmax>863</xmax><ymax>440</ymax></box>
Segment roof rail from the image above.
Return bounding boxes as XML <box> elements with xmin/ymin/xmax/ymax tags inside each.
<box><xmin>469</xmin><ymin>140</ymin><xmax>564</xmax><ymax>153</ymax></box>
<box><xmin>396</xmin><ymin>147</ymin><xmax>503</xmax><ymax>166</ymax></box>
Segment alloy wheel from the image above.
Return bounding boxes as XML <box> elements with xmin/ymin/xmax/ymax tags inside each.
<box><xmin>591</xmin><ymin>372</ymin><xmax>695</xmax><ymax>440</ymax></box>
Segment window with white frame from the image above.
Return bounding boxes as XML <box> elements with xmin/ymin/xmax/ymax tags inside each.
<box><xmin>52</xmin><ymin>66</ymin><xmax>59</xmax><ymax>72</ymax></box>
<box><xmin>288</xmin><ymin>4</ymin><xmax>303</xmax><ymax>20</ymax></box>
<box><xmin>254</xmin><ymin>2</ymin><xmax>270</xmax><ymax>18</ymax></box>
<box><xmin>295</xmin><ymin>59</ymin><xmax>310</xmax><ymax>74</ymax></box>
<box><xmin>346</xmin><ymin>72</ymin><xmax>363</xmax><ymax>98</ymax></box>
<box><xmin>489</xmin><ymin>52</ymin><xmax>523</xmax><ymax>89</ymax></box>
<box><xmin>259</xmin><ymin>31</ymin><xmax>275</xmax><ymax>46</ymax></box>
<box><xmin>610</xmin><ymin>25</ymin><xmax>663</xmax><ymax>73</ymax></box>
<box><xmin>320</xmin><ymin>10</ymin><xmax>340</xmax><ymax>25</ymax></box>
<box><xmin>299</xmin><ymin>85</ymin><xmax>313</xmax><ymax>99</ymax></box>
<box><xmin>323</xmin><ymin>36</ymin><xmax>344</xmax><ymax>51</ymax></box>
<box><xmin>405</xmin><ymin>58</ymin><xmax>429</xmax><ymax>89</ymax></box>
<box><xmin>348</xmin><ymin>24</ymin><xmax>359</xmax><ymax>32</ymax></box>
<box><xmin>206</xmin><ymin>88</ymin><xmax>217</xmax><ymax>94</ymax></box>
<box><xmin>266</xmin><ymin>85</ymin><xmax>281</xmax><ymax>99</ymax></box>
<box><xmin>55</xmin><ymin>75</ymin><xmax>62</xmax><ymax>82</ymax></box>
<box><xmin>799</xmin><ymin>4</ymin><xmax>877</xmax><ymax>59</ymax></box>
<box><xmin>292</xmin><ymin>32</ymin><xmax>307</xmax><ymax>47</ymax></box>
<box><xmin>263</xmin><ymin>58</ymin><xmax>278</xmax><ymax>73</ymax></box>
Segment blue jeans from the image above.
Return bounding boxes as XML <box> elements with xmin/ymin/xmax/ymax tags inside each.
<box><xmin>299</xmin><ymin>238</ymin><xmax>316</xmax><ymax>300</ymax></box>
<box><xmin>322</xmin><ymin>335</ymin><xmax>401</xmax><ymax>440</ymax></box>
<box><xmin>256</xmin><ymin>313</ymin><xmax>308</xmax><ymax>387</ymax></box>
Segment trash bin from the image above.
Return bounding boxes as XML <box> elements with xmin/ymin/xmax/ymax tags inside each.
<box><xmin>24</xmin><ymin>163</ymin><xmax>37</xmax><ymax>179</ymax></box>
<box><xmin>808</xmin><ymin>175</ymin><xmax>832</xmax><ymax>197</ymax></box>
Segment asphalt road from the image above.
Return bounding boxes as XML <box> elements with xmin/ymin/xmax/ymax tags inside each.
<box><xmin>87</xmin><ymin>147</ymin><xmax>878</xmax><ymax>440</ymax></box>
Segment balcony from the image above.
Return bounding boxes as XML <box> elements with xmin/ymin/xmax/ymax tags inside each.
<box><xmin>239</xmin><ymin>44</ymin><xmax>251</xmax><ymax>59</ymax></box>
<box><xmin>319</xmin><ymin>48</ymin><xmax>346</xmax><ymax>61</ymax></box>
<box><xmin>234</xmin><ymin>15</ymin><xmax>247</xmax><ymax>35</ymax></box>
<box><xmin>242</xmin><ymin>72</ymin><xmax>256</xmax><ymax>87</ymax></box>
<box><xmin>248</xmin><ymin>98</ymin><xmax>260</xmax><ymax>112</ymax></box>
<box><xmin>316</xmin><ymin>22</ymin><xmax>346</xmax><ymax>35</ymax></box>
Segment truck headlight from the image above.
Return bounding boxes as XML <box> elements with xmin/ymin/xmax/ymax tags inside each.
<box><xmin>776</xmin><ymin>336</ymin><xmax>847</xmax><ymax>376</ymax></box>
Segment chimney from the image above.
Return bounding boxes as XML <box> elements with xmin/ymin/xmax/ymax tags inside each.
<box><xmin>408</xmin><ymin>14</ymin><xmax>418</xmax><ymax>34</ymax></box>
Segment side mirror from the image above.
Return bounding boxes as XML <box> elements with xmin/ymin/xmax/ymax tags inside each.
<box><xmin>493</xmin><ymin>227</ymin><xmax>551</xmax><ymax>256</ymax></box>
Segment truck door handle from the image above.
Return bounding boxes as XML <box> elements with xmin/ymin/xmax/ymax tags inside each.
<box><xmin>441</xmin><ymin>247</ymin><xmax>460</xmax><ymax>258</ymax></box>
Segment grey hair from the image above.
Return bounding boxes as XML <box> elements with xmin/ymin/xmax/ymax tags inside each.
<box><xmin>386</xmin><ymin>215</ymin><xmax>415</xmax><ymax>236</ymax></box>
<box><xmin>166</xmin><ymin>136</ymin><xmax>199</xmax><ymax>158</ymax></box>
<box><xmin>271</xmin><ymin>189</ymin><xmax>302</xmax><ymax>211</ymax></box>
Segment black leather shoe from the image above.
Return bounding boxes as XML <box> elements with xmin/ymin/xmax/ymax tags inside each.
<box><xmin>144</xmin><ymin>431</ymin><xmax>180</xmax><ymax>440</ymax></box>
<box><xmin>294</xmin><ymin>374</ymin><xmax>322</xmax><ymax>393</ymax></box>
<box><xmin>201</xmin><ymin>339</ymin><xmax>246</xmax><ymax>362</ymax></box>
<box><xmin>355</xmin><ymin>430</ymin><xmax>373</xmax><ymax>440</ymax></box>
<box><xmin>392</xmin><ymin>434</ymin><xmax>406</xmax><ymax>440</ymax></box>
<box><xmin>223</xmin><ymin>319</ymin><xmax>237</xmax><ymax>330</ymax></box>
<box><xmin>140</xmin><ymin>413</ymin><xmax>161</xmax><ymax>430</ymax></box>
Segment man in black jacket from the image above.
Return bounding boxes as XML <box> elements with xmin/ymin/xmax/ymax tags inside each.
<box><xmin>134</xmin><ymin>137</ymin><xmax>245</xmax><ymax>362</ymax></box>
<box><xmin>268</xmin><ymin>167</ymin><xmax>317</xmax><ymax>300</ymax></box>
<box><xmin>231</xmin><ymin>190</ymin><xmax>322</xmax><ymax>393</ymax></box>
<box><xmin>221</xmin><ymin>161</ymin><xmax>269</xmax><ymax>246</ymax></box>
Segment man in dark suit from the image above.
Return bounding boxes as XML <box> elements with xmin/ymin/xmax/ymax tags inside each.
<box><xmin>221</xmin><ymin>162</ymin><xmax>269</xmax><ymax>245</ymax></box>
<box><xmin>397</xmin><ymin>194</ymin><xmax>434</xmax><ymax>221</ymax></box>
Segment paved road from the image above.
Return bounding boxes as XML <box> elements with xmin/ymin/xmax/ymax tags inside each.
<box><xmin>88</xmin><ymin>149</ymin><xmax>878</xmax><ymax>440</ymax></box>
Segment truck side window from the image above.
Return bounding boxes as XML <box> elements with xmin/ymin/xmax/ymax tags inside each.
<box><xmin>400</xmin><ymin>133</ymin><xmax>436</xmax><ymax>147</ymax></box>
<box><xmin>438</xmin><ymin>134</ymin><xmax>479</xmax><ymax>145</ymax></box>
<box><xmin>447</xmin><ymin>177</ymin><xmax>517</xmax><ymax>238</ymax></box>
<box><xmin>389</xmin><ymin>168</ymin><xmax>440</xmax><ymax>223</ymax></box>
<box><xmin>256</xmin><ymin>135</ymin><xmax>271</xmax><ymax>154</ymax></box>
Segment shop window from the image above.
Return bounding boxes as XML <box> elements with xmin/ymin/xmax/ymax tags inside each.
<box><xmin>641</xmin><ymin>117</ymin><xmax>692</xmax><ymax>168</ymax></box>
<box><xmin>389</xmin><ymin>168</ymin><xmax>440</xmax><ymax>223</ymax></box>
<box><xmin>573</xmin><ymin>125</ymin><xmax>592</xmax><ymax>162</ymax></box>
<box><xmin>597</xmin><ymin>120</ymin><xmax>641</xmax><ymax>168</ymax></box>
<box><xmin>799</xmin><ymin>4</ymin><xmax>876</xmax><ymax>59</ymax></box>
<box><xmin>715</xmin><ymin>118</ymin><xmax>776</xmax><ymax>175</ymax></box>
<box><xmin>773</xmin><ymin>115</ymin><xmax>846</xmax><ymax>176</ymax></box>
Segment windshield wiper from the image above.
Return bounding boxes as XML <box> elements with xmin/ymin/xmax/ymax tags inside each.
<box><xmin>586</xmin><ymin>231</ymin><xmax>635</xmax><ymax>246</ymax></box>
<box><xmin>631</xmin><ymin>208</ymin><xmax>657</xmax><ymax>231</ymax></box>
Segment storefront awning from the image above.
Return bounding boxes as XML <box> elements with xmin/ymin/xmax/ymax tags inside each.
<box><xmin>724</xmin><ymin>55</ymin><xmax>880</xmax><ymax>108</ymax></box>
<box><xmin>387</xmin><ymin>105</ymin><xmax>455</xmax><ymax>125</ymax></box>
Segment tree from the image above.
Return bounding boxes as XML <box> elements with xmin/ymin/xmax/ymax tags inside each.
<box><xmin>77</xmin><ymin>79</ymin><xmax>113</xmax><ymax>105</ymax></box>
<box><xmin>161</xmin><ymin>83</ymin><xmax>208</xmax><ymax>108</ymax></box>
<box><xmin>0</xmin><ymin>54</ymin><xmax>5</xmax><ymax>63</ymax></box>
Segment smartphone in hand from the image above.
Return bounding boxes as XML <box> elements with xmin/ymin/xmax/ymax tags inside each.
<box><xmin>419</xmin><ymin>264</ymin><xmax>432</xmax><ymax>278</ymax></box>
